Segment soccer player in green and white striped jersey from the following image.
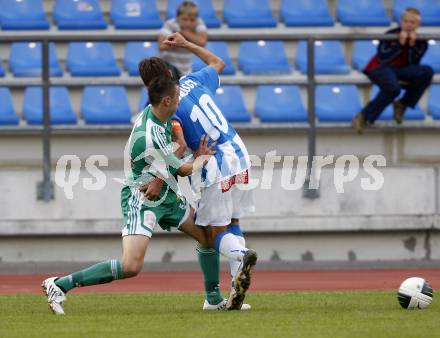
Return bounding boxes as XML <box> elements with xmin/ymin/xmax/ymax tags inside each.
<box><xmin>42</xmin><ymin>74</ymin><xmax>215</xmax><ymax>315</ymax></box>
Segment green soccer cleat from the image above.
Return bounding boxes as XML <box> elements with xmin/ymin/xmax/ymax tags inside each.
<box><xmin>226</xmin><ymin>249</ymin><xmax>258</xmax><ymax>310</ymax></box>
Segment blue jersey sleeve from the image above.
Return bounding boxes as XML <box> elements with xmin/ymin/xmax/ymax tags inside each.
<box><xmin>189</xmin><ymin>66</ymin><xmax>220</xmax><ymax>95</ymax></box>
<box><xmin>171</xmin><ymin>113</ymin><xmax>183</xmax><ymax>125</ymax></box>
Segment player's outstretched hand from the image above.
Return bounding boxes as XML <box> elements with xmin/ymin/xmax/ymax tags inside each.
<box><xmin>195</xmin><ymin>135</ymin><xmax>216</xmax><ymax>166</ymax></box>
<box><xmin>163</xmin><ymin>32</ymin><xmax>189</xmax><ymax>48</ymax></box>
<box><xmin>196</xmin><ymin>134</ymin><xmax>216</xmax><ymax>156</ymax></box>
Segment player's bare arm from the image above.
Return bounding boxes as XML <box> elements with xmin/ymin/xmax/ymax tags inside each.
<box><xmin>180</xmin><ymin>29</ymin><xmax>208</xmax><ymax>47</ymax></box>
<box><xmin>177</xmin><ymin>134</ymin><xmax>216</xmax><ymax>176</ymax></box>
<box><xmin>158</xmin><ymin>34</ymin><xmax>172</xmax><ymax>51</ymax></box>
<box><xmin>140</xmin><ymin>134</ymin><xmax>215</xmax><ymax>198</ymax></box>
<box><xmin>164</xmin><ymin>32</ymin><xmax>225</xmax><ymax>74</ymax></box>
<box><xmin>172</xmin><ymin>120</ymin><xmax>188</xmax><ymax>158</ymax></box>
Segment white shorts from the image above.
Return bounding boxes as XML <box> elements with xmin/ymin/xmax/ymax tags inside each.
<box><xmin>195</xmin><ymin>170</ymin><xmax>255</xmax><ymax>227</ymax></box>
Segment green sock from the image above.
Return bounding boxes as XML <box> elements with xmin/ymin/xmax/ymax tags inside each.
<box><xmin>197</xmin><ymin>245</ymin><xmax>223</xmax><ymax>305</ymax></box>
<box><xmin>55</xmin><ymin>259</ymin><xmax>124</xmax><ymax>293</ymax></box>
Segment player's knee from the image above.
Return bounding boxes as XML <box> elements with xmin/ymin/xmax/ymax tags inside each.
<box><xmin>196</xmin><ymin>229</ymin><xmax>211</xmax><ymax>248</ymax></box>
<box><xmin>205</xmin><ymin>225</ymin><xmax>228</xmax><ymax>248</ymax></box>
<box><xmin>121</xmin><ymin>259</ymin><xmax>143</xmax><ymax>278</ymax></box>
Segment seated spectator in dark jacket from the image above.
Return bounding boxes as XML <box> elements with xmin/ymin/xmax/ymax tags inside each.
<box><xmin>353</xmin><ymin>7</ymin><xmax>433</xmax><ymax>134</ymax></box>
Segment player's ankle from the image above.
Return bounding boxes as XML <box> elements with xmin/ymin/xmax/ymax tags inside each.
<box><xmin>206</xmin><ymin>291</ymin><xmax>223</xmax><ymax>305</ymax></box>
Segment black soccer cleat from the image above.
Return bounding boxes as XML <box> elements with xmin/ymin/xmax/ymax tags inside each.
<box><xmin>226</xmin><ymin>249</ymin><xmax>258</xmax><ymax>310</ymax></box>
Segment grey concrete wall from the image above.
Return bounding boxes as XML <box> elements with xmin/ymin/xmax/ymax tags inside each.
<box><xmin>0</xmin><ymin>165</ymin><xmax>439</xmax><ymax>264</ymax></box>
<box><xmin>0</xmin><ymin>231</ymin><xmax>437</xmax><ymax>264</ymax></box>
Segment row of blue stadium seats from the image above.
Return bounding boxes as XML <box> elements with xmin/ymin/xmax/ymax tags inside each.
<box><xmin>1</xmin><ymin>0</ymin><xmax>440</xmax><ymax>30</ymax></box>
<box><xmin>2</xmin><ymin>40</ymin><xmax>440</xmax><ymax>78</ymax></box>
<box><xmin>2</xmin><ymin>85</ymin><xmax>440</xmax><ymax>125</ymax></box>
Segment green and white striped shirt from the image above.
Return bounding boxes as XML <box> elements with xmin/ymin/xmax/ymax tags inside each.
<box><xmin>125</xmin><ymin>105</ymin><xmax>183</xmax><ymax>202</ymax></box>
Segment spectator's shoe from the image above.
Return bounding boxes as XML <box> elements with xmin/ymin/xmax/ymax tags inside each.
<box><xmin>202</xmin><ymin>299</ymin><xmax>251</xmax><ymax>310</ymax></box>
<box><xmin>42</xmin><ymin>277</ymin><xmax>66</xmax><ymax>315</ymax></box>
<box><xmin>393</xmin><ymin>101</ymin><xmax>406</xmax><ymax>124</ymax></box>
<box><xmin>226</xmin><ymin>249</ymin><xmax>258</xmax><ymax>310</ymax></box>
<box><xmin>352</xmin><ymin>112</ymin><xmax>366</xmax><ymax>134</ymax></box>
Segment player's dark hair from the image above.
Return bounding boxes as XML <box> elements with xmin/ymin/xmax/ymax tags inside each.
<box><xmin>138</xmin><ymin>57</ymin><xmax>172</xmax><ymax>89</ymax></box>
<box><xmin>148</xmin><ymin>76</ymin><xmax>178</xmax><ymax>106</ymax></box>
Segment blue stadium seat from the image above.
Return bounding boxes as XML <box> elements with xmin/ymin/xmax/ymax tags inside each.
<box><xmin>54</xmin><ymin>0</ymin><xmax>107</xmax><ymax>29</ymax></box>
<box><xmin>124</xmin><ymin>42</ymin><xmax>159</xmax><ymax>76</ymax></box>
<box><xmin>9</xmin><ymin>42</ymin><xmax>63</xmax><ymax>77</ymax></box>
<box><xmin>370</xmin><ymin>86</ymin><xmax>426</xmax><ymax>121</ymax></box>
<box><xmin>0</xmin><ymin>61</ymin><xmax>5</xmax><ymax>77</ymax></box>
<box><xmin>0</xmin><ymin>88</ymin><xmax>19</xmax><ymax>125</ymax></box>
<box><xmin>193</xmin><ymin>42</ymin><xmax>235</xmax><ymax>75</ymax></box>
<box><xmin>67</xmin><ymin>42</ymin><xmax>120</xmax><ymax>77</ymax></box>
<box><xmin>215</xmin><ymin>86</ymin><xmax>251</xmax><ymax>122</ymax></box>
<box><xmin>352</xmin><ymin>40</ymin><xmax>379</xmax><ymax>71</ymax></box>
<box><xmin>428</xmin><ymin>85</ymin><xmax>440</xmax><ymax>119</ymax></box>
<box><xmin>0</xmin><ymin>0</ymin><xmax>49</xmax><ymax>30</ymax></box>
<box><xmin>393</xmin><ymin>0</ymin><xmax>440</xmax><ymax>26</ymax></box>
<box><xmin>337</xmin><ymin>0</ymin><xmax>390</xmax><ymax>26</ymax></box>
<box><xmin>421</xmin><ymin>40</ymin><xmax>440</xmax><ymax>73</ymax></box>
<box><xmin>138</xmin><ymin>87</ymin><xmax>149</xmax><ymax>112</ymax></box>
<box><xmin>110</xmin><ymin>0</ymin><xmax>162</xmax><ymax>29</ymax></box>
<box><xmin>280</xmin><ymin>0</ymin><xmax>333</xmax><ymax>27</ymax></box>
<box><xmin>238</xmin><ymin>41</ymin><xmax>291</xmax><ymax>75</ymax></box>
<box><xmin>296</xmin><ymin>40</ymin><xmax>350</xmax><ymax>75</ymax></box>
<box><xmin>82</xmin><ymin>86</ymin><xmax>132</xmax><ymax>124</ymax></box>
<box><xmin>166</xmin><ymin>0</ymin><xmax>221</xmax><ymax>28</ymax></box>
<box><xmin>316</xmin><ymin>85</ymin><xmax>361</xmax><ymax>122</ymax></box>
<box><xmin>223</xmin><ymin>0</ymin><xmax>277</xmax><ymax>28</ymax></box>
<box><xmin>23</xmin><ymin>87</ymin><xmax>77</xmax><ymax>125</ymax></box>
<box><xmin>255</xmin><ymin>85</ymin><xmax>307</xmax><ymax>122</ymax></box>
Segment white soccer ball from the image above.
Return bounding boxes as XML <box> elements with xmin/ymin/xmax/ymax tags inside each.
<box><xmin>397</xmin><ymin>277</ymin><xmax>433</xmax><ymax>309</ymax></box>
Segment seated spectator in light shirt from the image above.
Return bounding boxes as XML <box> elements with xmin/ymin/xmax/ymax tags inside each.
<box><xmin>158</xmin><ymin>1</ymin><xmax>208</xmax><ymax>77</ymax></box>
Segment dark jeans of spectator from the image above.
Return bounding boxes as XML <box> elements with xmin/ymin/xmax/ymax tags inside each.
<box><xmin>361</xmin><ymin>64</ymin><xmax>434</xmax><ymax>123</ymax></box>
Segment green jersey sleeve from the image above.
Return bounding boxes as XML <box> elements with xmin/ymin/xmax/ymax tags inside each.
<box><xmin>150</xmin><ymin>123</ymin><xmax>183</xmax><ymax>177</ymax></box>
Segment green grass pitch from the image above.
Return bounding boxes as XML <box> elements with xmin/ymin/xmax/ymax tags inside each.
<box><xmin>0</xmin><ymin>291</ymin><xmax>439</xmax><ymax>338</ymax></box>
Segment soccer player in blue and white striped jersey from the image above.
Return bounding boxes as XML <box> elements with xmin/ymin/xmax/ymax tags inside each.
<box><xmin>140</xmin><ymin>33</ymin><xmax>257</xmax><ymax>311</ymax></box>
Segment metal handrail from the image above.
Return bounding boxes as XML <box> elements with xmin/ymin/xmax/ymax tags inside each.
<box><xmin>0</xmin><ymin>31</ymin><xmax>439</xmax><ymax>41</ymax></box>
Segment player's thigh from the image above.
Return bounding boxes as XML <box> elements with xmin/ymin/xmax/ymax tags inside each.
<box><xmin>121</xmin><ymin>235</ymin><xmax>150</xmax><ymax>276</ymax></box>
<box><xmin>120</xmin><ymin>188</ymin><xmax>159</xmax><ymax>269</ymax></box>
<box><xmin>196</xmin><ymin>183</ymin><xmax>233</xmax><ymax>227</ymax></box>
<box><xmin>122</xmin><ymin>235</ymin><xmax>150</xmax><ymax>263</ymax></box>
<box><xmin>178</xmin><ymin>209</ymin><xmax>210</xmax><ymax>246</ymax></box>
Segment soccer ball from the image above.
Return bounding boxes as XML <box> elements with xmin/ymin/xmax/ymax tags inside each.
<box><xmin>397</xmin><ymin>277</ymin><xmax>433</xmax><ymax>309</ymax></box>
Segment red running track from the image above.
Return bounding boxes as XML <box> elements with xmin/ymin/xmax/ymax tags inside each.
<box><xmin>1</xmin><ymin>269</ymin><xmax>440</xmax><ymax>294</ymax></box>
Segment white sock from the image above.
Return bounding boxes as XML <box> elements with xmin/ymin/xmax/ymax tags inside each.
<box><xmin>218</xmin><ymin>233</ymin><xmax>247</xmax><ymax>262</ymax></box>
<box><xmin>229</xmin><ymin>260</ymin><xmax>241</xmax><ymax>289</ymax></box>
<box><xmin>236</xmin><ymin>235</ymin><xmax>245</xmax><ymax>247</ymax></box>
<box><xmin>229</xmin><ymin>235</ymin><xmax>246</xmax><ymax>288</ymax></box>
